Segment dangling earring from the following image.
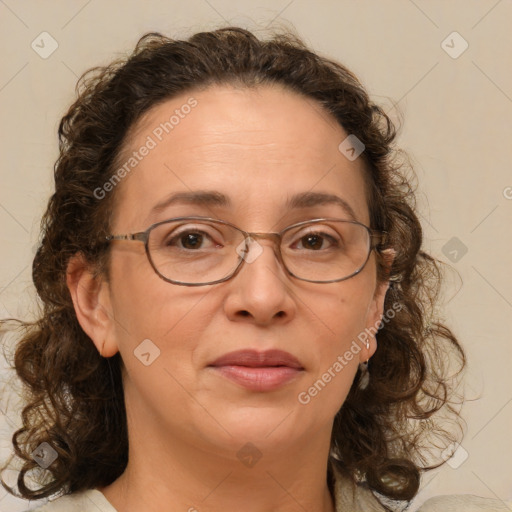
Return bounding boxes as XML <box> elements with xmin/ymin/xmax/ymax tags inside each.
<box><xmin>358</xmin><ymin>361</ymin><xmax>370</xmax><ymax>390</ymax></box>
<box><xmin>358</xmin><ymin>339</ymin><xmax>370</xmax><ymax>390</ymax></box>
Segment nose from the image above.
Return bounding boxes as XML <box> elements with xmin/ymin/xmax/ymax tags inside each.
<box><xmin>223</xmin><ymin>238</ymin><xmax>296</xmax><ymax>325</ymax></box>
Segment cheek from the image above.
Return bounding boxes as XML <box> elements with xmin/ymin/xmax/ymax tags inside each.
<box><xmin>316</xmin><ymin>278</ymin><xmax>375</xmax><ymax>350</ymax></box>
<box><xmin>110</xmin><ymin>269</ymin><xmax>207</xmax><ymax>421</ymax></box>
<box><xmin>108</xmin><ymin>250</ymin><xmax>200</xmax><ymax>360</ymax></box>
<box><xmin>297</xmin><ymin>279</ymin><xmax>374</xmax><ymax>409</ymax></box>
<box><xmin>109</xmin><ymin>261</ymin><xmax>227</xmax><ymax>403</ymax></box>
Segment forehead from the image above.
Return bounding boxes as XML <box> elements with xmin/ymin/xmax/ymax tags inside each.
<box><xmin>111</xmin><ymin>84</ymin><xmax>370</xmax><ymax>230</ymax></box>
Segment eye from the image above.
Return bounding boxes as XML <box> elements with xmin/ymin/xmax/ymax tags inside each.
<box><xmin>162</xmin><ymin>224</ymin><xmax>223</xmax><ymax>251</ymax></box>
<box><xmin>172</xmin><ymin>231</ymin><xmax>211</xmax><ymax>250</ymax></box>
<box><xmin>291</xmin><ymin>229</ymin><xmax>340</xmax><ymax>251</ymax></box>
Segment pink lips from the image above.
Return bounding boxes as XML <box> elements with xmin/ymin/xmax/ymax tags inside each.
<box><xmin>208</xmin><ymin>349</ymin><xmax>304</xmax><ymax>392</ymax></box>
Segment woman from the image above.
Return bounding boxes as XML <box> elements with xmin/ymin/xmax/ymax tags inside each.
<box><xmin>1</xmin><ymin>26</ymin><xmax>508</xmax><ymax>512</ymax></box>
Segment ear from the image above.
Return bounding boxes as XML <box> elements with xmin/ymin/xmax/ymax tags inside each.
<box><xmin>361</xmin><ymin>248</ymin><xmax>396</xmax><ymax>362</ymax></box>
<box><xmin>66</xmin><ymin>252</ymin><xmax>119</xmax><ymax>357</ymax></box>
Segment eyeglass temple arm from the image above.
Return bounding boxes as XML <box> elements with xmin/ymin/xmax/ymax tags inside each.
<box><xmin>105</xmin><ymin>233</ymin><xmax>147</xmax><ymax>242</ymax></box>
<box><xmin>370</xmin><ymin>231</ymin><xmax>389</xmax><ymax>248</ymax></box>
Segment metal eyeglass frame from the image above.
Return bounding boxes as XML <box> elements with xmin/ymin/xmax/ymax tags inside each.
<box><xmin>104</xmin><ymin>216</ymin><xmax>389</xmax><ymax>286</ymax></box>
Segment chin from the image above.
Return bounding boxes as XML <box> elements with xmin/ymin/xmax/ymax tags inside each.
<box><xmin>217</xmin><ymin>406</ymin><xmax>302</xmax><ymax>441</ymax></box>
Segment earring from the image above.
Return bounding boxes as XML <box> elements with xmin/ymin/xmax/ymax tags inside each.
<box><xmin>358</xmin><ymin>339</ymin><xmax>370</xmax><ymax>390</ymax></box>
<box><xmin>358</xmin><ymin>361</ymin><xmax>370</xmax><ymax>390</ymax></box>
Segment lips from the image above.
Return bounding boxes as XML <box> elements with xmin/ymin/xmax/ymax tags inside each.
<box><xmin>208</xmin><ymin>349</ymin><xmax>304</xmax><ymax>369</ymax></box>
<box><xmin>208</xmin><ymin>349</ymin><xmax>304</xmax><ymax>392</ymax></box>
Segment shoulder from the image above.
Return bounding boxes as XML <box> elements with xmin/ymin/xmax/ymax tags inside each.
<box><xmin>417</xmin><ymin>494</ymin><xmax>512</xmax><ymax>511</ymax></box>
<box><xmin>331</xmin><ymin>463</ymin><xmax>511</xmax><ymax>512</ymax></box>
<box><xmin>24</xmin><ymin>489</ymin><xmax>117</xmax><ymax>512</ymax></box>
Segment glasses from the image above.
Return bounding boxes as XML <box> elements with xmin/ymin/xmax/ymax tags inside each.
<box><xmin>104</xmin><ymin>216</ymin><xmax>388</xmax><ymax>286</ymax></box>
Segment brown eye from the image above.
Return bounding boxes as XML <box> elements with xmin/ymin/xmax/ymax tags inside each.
<box><xmin>293</xmin><ymin>231</ymin><xmax>339</xmax><ymax>251</ymax></box>
<box><xmin>155</xmin><ymin>222</ymin><xmax>227</xmax><ymax>253</ymax></box>
<box><xmin>173</xmin><ymin>232</ymin><xmax>206</xmax><ymax>250</ymax></box>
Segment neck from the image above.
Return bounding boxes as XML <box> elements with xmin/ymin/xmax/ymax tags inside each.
<box><xmin>99</xmin><ymin>417</ymin><xmax>336</xmax><ymax>512</ymax></box>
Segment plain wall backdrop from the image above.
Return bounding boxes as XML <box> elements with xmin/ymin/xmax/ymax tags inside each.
<box><xmin>1</xmin><ymin>1</ymin><xmax>511</xmax><ymax>510</ymax></box>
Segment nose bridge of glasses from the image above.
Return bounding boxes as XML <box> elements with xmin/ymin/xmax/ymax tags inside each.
<box><xmin>247</xmin><ymin>231</ymin><xmax>281</xmax><ymax>244</ymax></box>
<box><xmin>240</xmin><ymin>231</ymin><xmax>286</xmax><ymax>267</ymax></box>
<box><xmin>245</xmin><ymin>231</ymin><xmax>283</xmax><ymax>255</ymax></box>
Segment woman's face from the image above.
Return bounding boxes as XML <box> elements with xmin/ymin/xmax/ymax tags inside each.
<box><xmin>84</xmin><ymin>84</ymin><xmax>390</xmax><ymax>458</ymax></box>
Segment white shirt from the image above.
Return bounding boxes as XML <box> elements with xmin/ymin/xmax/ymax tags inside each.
<box><xmin>25</xmin><ymin>467</ymin><xmax>512</xmax><ymax>512</ymax></box>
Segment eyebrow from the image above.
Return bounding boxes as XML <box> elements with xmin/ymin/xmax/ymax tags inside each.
<box><xmin>148</xmin><ymin>190</ymin><xmax>359</xmax><ymax>222</ymax></box>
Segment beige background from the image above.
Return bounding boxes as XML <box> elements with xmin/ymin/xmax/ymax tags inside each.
<box><xmin>1</xmin><ymin>1</ymin><xmax>511</xmax><ymax>510</ymax></box>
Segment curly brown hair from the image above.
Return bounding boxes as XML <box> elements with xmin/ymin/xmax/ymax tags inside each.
<box><xmin>1</xmin><ymin>26</ymin><xmax>465</xmax><ymax>507</ymax></box>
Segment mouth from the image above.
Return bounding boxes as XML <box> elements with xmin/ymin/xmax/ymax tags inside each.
<box><xmin>208</xmin><ymin>349</ymin><xmax>304</xmax><ymax>392</ymax></box>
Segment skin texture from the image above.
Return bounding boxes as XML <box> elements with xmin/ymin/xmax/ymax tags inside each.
<box><xmin>66</xmin><ymin>84</ymin><xmax>393</xmax><ymax>512</ymax></box>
